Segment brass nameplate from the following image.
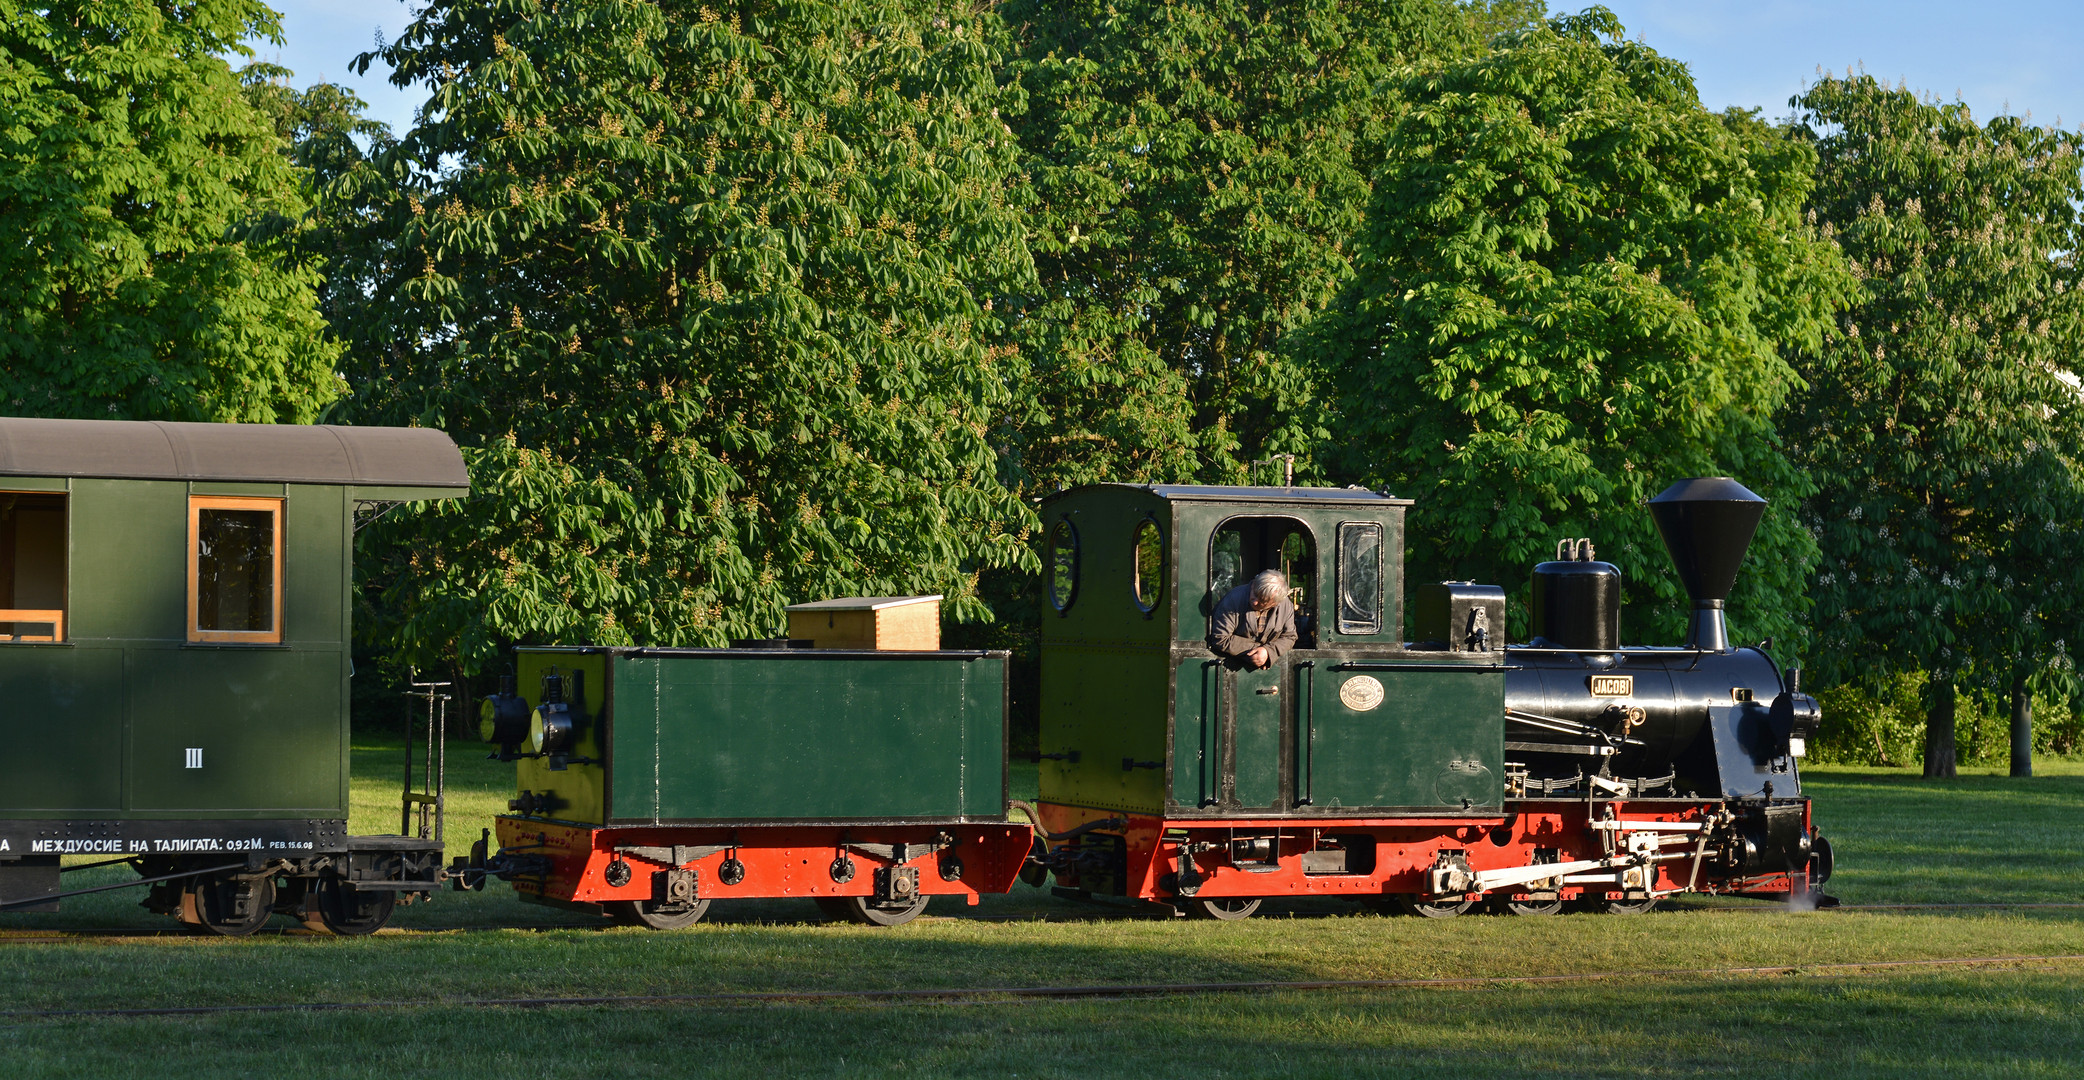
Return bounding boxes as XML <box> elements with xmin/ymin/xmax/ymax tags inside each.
<box><xmin>1589</xmin><ymin>675</ymin><xmax>1634</xmax><ymax>697</ymax></box>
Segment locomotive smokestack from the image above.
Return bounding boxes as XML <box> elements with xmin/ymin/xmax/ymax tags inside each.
<box><xmin>1647</xmin><ymin>477</ymin><xmax>1767</xmax><ymax>652</ymax></box>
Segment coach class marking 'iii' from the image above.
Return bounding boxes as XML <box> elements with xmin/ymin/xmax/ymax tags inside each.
<box><xmin>0</xmin><ymin>417</ymin><xmax>469</xmax><ymax>934</ymax></box>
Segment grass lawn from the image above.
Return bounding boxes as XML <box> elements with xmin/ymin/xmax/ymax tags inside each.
<box><xmin>2</xmin><ymin>746</ymin><xmax>2079</xmax><ymax>1077</ymax></box>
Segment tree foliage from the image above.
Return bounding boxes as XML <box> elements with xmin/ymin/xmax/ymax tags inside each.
<box><xmin>333</xmin><ymin>0</ymin><xmax>1038</xmax><ymax>671</ymax></box>
<box><xmin>996</xmin><ymin>0</ymin><xmax>1508</xmax><ymax>491</ymax></box>
<box><xmin>0</xmin><ymin>0</ymin><xmax>342</xmax><ymax>421</ymax></box>
<box><xmin>1312</xmin><ymin>10</ymin><xmax>1853</xmax><ymax>644</ymax></box>
<box><xmin>1784</xmin><ymin>73</ymin><xmax>2084</xmax><ymax>774</ymax></box>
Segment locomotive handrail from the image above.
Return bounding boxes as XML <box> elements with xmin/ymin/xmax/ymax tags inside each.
<box><xmin>1332</xmin><ymin>661</ymin><xmax>1507</xmax><ymax>672</ymax></box>
<box><xmin>1297</xmin><ymin>661</ymin><xmax>1316</xmax><ymax>807</ymax></box>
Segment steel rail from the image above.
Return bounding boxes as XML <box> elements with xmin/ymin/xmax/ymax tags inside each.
<box><xmin>2</xmin><ymin>954</ymin><xmax>2079</xmax><ymax>1021</ymax></box>
<box><xmin>2</xmin><ymin>900</ymin><xmax>2082</xmax><ymax>942</ymax></box>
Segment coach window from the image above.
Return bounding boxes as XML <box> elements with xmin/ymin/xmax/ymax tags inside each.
<box><xmin>190</xmin><ymin>496</ymin><xmax>284</xmax><ymax>644</ymax></box>
<box><xmin>1337</xmin><ymin>522</ymin><xmax>1383</xmax><ymax>635</ymax></box>
<box><xmin>0</xmin><ymin>492</ymin><xmax>67</xmax><ymax>642</ymax></box>
<box><xmin>1047</xmin><ymin>518</ymin><xmax>1079</xmax><ymax>614</ymax></box>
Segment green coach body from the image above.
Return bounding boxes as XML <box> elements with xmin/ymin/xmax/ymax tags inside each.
<box><xmin>0</xmin><ymin>418</ymin><xmax>466</xmax><ymax>860</ymax></box>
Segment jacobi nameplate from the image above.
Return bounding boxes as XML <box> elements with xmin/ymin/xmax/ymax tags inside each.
<box><xmin>1589</xmin><ymin>675</ymin><xmax>1634</xmax><ymax>697</ymax></box>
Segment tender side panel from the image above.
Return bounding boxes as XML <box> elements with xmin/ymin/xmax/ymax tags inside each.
<box><xmin>611</xmin><ymin>652</ymin><xmax>1006</xmax><ymax>823</ymax></box>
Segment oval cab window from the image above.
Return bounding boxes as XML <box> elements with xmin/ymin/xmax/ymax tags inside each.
<box><xmin>1132</xmin><ymin>519</ymin><xmax>1163</xmax><ymax>614</ymax></box>
<box><xmin>1048</xmin><ymin>519</ymin><xmax>1079</xmax><ymax>613</ymax></box>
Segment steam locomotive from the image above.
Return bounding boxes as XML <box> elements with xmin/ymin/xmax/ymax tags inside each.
<box><xmin>462</xmin><ymin>477</ymin><xmax>1829</xmax><ymax>925</ymax></box>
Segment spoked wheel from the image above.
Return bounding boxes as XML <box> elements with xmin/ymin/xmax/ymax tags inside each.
<box><xmin>1396</xmin><ymin>894</ymin><xmax>1475</xmax><ymax>918</ymax></box>
<box><xmin>301</xmin><ymin>878</ymin><xmax>399</xmax><ymax>936</ymax></box>
<box><xmin>1184</xmin><ymin>897</ymin><xmax>1262</xmax><ymax>921</ymax></box>
<box><xmin>1494</xmin><ymin>894</ymin><xmax>1564</xmax><ymax>917</ymax></box>
<box><xmin>828</xmin><ymin>896</ymin><xmax>929</xmax><ymax>927</ymax></box>
<box><xmin>192</xmin><ymin>872</ymin><xmax>278</xmax><ymax>936</ymax></box>
<box><xmin>1589</xmin><ymin>895</ymin><xmax>1659</xmax><ymax>916</ymax></box>
<box><xmin>605</xmin><ymin>897</ymin><xmax>711</xmax><ymax>930</ymax></box>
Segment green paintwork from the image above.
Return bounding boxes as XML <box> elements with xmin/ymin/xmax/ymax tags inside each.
<box><xmin>1233</xmin><ymin>665</ymin><xmax>1283</xmax><ymax>809</ymax></box>
<box><xmin>504</xmin><ymin>647</ymin><xmax>1009</xmax><ymax>824</ymax></box>
<box><xmin>1039</xmin><ymin>484</ymin><xmax>1510</xmax><ymax>827</ymax></box>
<box><xmin>0</xmin><ymin>473</ymin><xmax>453</xmax><ymax>821</ymax></box>
<box><xmin>1304</xmin><ymin>663</ymin><xmax>1505</xmax><ymax>810</ymax></box>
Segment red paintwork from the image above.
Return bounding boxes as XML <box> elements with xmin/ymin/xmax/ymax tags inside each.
<box><xmin>1036</xmin><ymin>800</ymin><xmax>1805</xmax><ymax>904</ymax></box>
<box><xmin>495</xmin><ymin>818</ymin><xmax>1033</xmax><ymax>908</ymax></box>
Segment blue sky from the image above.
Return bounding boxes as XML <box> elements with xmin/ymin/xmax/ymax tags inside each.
<box><xmin>247</xmin><ymin>1</ymin><xmax>2084</xmax><ymax>138</ymax></box>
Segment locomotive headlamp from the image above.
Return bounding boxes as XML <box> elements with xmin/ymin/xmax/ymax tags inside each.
<box><xmin>530</xmin><ymin>702</ymin><xmax>574</xmax><ymax>754</ymax></box>
<box><xmin>480</xmin><ymin>671</ymin><xmax>530</xmax><ymax>751</ymax></box>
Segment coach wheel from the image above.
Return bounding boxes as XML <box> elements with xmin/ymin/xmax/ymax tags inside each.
<box><xmin>193</xmin><ymin>872</ymin><xmax>278</xmax><ymax>936</ymax></box>
<box><xmin>302</xmin><ymin>879</ymin><xmax>400</xmax><ymax>936</ymax></box>
<box><xmin>1184</xmin><ymin>897</ymin><xmax>1261</xmax><ymax>921</ymax></box>
<box><xmin>1494</xmin><ymin>893</ymin><xmax>1564</xmax><ymax>917</ymax></box>
<box><xmin>830</xmin><ymin>895</ymin><xmax>929</xmax><ymax>927</ymax></box>
<box><xmin>1395</xmin><ymin>894</ymin><xmax>1475</xmax><ymax>918</ymax></box>
<box><xmin>606</xmin><ymin>898</ymin><xmax>711</xmax><ymax>930</ymax></box>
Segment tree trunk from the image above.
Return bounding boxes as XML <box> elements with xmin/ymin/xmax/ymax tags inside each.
<box><xmin>2010</xmin><ymin>670</ymin><xmax>2033</xmax><ymax>778</ymax></box>
<box><xmin>1923</xmin><ymin>676</ymin><xmax>1957</xmax><ymax>778</ymax></box>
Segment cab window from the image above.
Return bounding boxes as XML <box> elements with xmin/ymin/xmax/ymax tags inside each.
<box><xmin>190</xmin><ymin>496</ymin><xmax>284</xmax><ymax>643</ymax></box>
<box><xmin>1337</xmin><ymin>522</ymin><xmax>1383</xmax><ymax>634</ymax></box>
<box><xmin>1047</xmin><ymin>518</ymin><xmax>1079</xmax><ymax>614</ymax></box>
<box><xmin>0</xmin><ymin>492</ymin><xmax>66</xmax><ymax>642</ymax></box>
<box><xmin>1208</xmin><ymin>517</ymin><xmax>1316</xmax><ymax>645</ymax></box>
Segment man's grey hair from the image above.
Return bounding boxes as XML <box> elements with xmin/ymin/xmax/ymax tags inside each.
<box><xmin>1250</xmin><ymin>570</ymin><xmax>1289</xmax><ymax>603</ymax></box>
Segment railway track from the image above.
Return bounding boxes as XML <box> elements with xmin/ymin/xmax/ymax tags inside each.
<box><xmin>2</xmin><ymin>953</ymin><xmax>2079</xmax><ymax>1021</ymax></box>
<box><xmin>2</xmin><ymin>900</ymin><xmax>2080</xmax><ymax>944</ymax></box>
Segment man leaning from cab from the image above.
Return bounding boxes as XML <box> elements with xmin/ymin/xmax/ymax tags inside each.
<box><xmin>1209</xmin><ymin>570</ymin><xmax>1297</xmax><ymax>670</ymax></box>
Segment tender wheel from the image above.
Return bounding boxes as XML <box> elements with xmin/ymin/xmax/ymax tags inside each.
<box><xmin>1396</xmin><ymin>894</ymin><xmax>1475</xmax><ymax>918</ymax></box>
<box><xmin>830</xmin><ymin>896</ymin><xmax>929</xmax><ymax>927</ymax></box>
<box><xmin>605</xmin><ymin>897</ymin><xmax>711</xmax><ymax>930</ymax></box>
<box><xmin>303</xmin><ymin>878</ymin><xmax>399</xmax><ymax>936</ymax></box>
<box><xmin>1494</xmin><ymin>894</ymin><xmax>1564</xmax><ymax>916</ymax></box>
<box><xmin>192</xmin><ymin>872</ymin><xmax>278</xmax><ymax>936</ymax></box>
<box><xmin>1184</xmin><ymin>897</ymin><xmax>1262</xmax><ymax>920</ymax></box>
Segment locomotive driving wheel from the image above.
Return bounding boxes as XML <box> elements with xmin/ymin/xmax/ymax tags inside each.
<box><xmin>301</xmin><ymin>878</ymin><xmax>399</xmax><ymax>936</ymax></box>
<box><xmin>1587</xmin><ymin>895</ymin><xmax>1659</xmax><ymax>916</ymax></box>
<box><xmin>1394</xmin><ymin>894</ymin><xmax>1476</xmax><ymax>918</ymax></box>
<box><xmin>191</xmin><ymin>872</ymin><xmax>278</xmax><ymax>936</ymax></box>
<box><xmin>1495</xmin><ymin>893</ymin><xmax>1564</xmax><ymax>917</ymax></box>
<box><xmin>824</xmin><ymin>895</ymin><xmax>930</xmax><ymax>926</ymax></box>
<box><xmin>605</xmin><ymin>897</ymin><xmax>711</xmax><ymax>930</ymax></box>
<box><xmin>1184</xmin><ymin>897</ymin><xmax>1262</xmax><ymax>921</ymax></box>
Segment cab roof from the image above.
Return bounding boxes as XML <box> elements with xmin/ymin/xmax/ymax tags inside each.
<box><xmin>1042</xmin><ymin>482</ymin><xmax>1411</xmax><ymax>506</ymax></box>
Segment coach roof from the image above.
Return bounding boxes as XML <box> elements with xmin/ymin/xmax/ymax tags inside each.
<box><xmin>0</xmin><ymin>417</ymin><xmax>469</xmax><ymax>491</ymax></box>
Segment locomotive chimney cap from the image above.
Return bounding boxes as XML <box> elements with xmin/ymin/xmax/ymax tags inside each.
<box><xmin>1648</xmin><ymin>476</ymin><xmax>1766</xmax><ymax>612</ymax></box>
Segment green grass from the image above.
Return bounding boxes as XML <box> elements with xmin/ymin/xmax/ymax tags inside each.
<box><xmin>4</xmin><ymin>748</ymin><xmax>2082</xmax><ymax>1077</ymax></box>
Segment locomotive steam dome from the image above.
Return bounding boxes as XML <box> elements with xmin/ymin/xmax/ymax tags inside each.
<box><xmin>1529</xmin><ymin>540</ymin><xmax>1622</xmax><ymax>651</ymax></box>
<box><xmin>1647</xmin><ymin>477</ymin><xmax>1768</xmax><ymax>652</ymax></box>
